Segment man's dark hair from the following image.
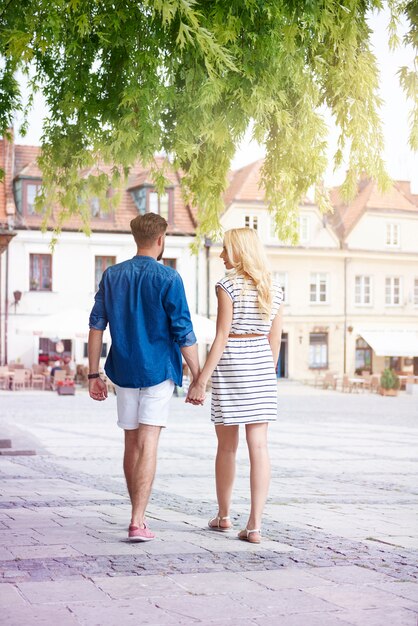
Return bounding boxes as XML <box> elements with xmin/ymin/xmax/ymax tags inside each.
<box><xmin>130</xmin><ymin>213</ymin><xmax>167</xmax><ymax>247</ymax></box>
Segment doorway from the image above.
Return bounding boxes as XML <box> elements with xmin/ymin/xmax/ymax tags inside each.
<box><xmin>277</xmin><ymin>333</ymin><xmax>288</xmax><ymax>378</ymax></box>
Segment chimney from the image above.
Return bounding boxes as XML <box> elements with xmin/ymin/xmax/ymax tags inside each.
<box><xmin>3</xmin><ymin>128</ymin><xmax>15</xmax><ymax>217</ymax></box>
<box><xmin>396</xmin><ymin>180</ymin><xmax>411</xmax><ymax>197</ymax></box>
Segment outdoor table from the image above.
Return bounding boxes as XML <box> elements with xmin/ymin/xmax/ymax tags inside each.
<box><xmin>349</xmin><ymin>377</ymin><xmax>364</xmax><ymax>392</ymax></box>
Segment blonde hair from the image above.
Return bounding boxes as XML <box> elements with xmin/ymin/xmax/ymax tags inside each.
<box><xmin>223</xmin><ymin>228</ymin><xmax>272</xmax><ymax>319</ymax></box>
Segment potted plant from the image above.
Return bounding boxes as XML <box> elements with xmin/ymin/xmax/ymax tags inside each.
<box><xmin>57</xmin><ymin>378</ymin><xmax>76</xmax><ymax>396</ymax></box>
<box><xmin>379</xmin><ymin>368</ymin><xmax>400</xmax><ymax>396</ymax></box>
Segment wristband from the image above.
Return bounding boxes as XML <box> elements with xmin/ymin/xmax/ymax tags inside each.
<box><xmin>88</xmin><ymin>373</ymin><xmax>100</xmax><ymax>380</ymax></box>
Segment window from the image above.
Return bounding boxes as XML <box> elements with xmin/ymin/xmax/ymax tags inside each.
<box><xmin>95</xmin><ymin>256</ymin><xmax>116</xmax><ymax>292</ymax></box>
<box><xmin>130</xmin><ymin>186</ymin><xmax>173</xmax><ymax>222</ymax></box>
<box><xmin>385</xmin><ymin>276</ymin><xmax>402</xmax><ymax>306</ymax></box>
<box><xmin>355</xmin><ymin>276</ymin><xmax>372</xmax><ymax>305</ymax></box>
<box><xmin>15</xmin><ymin>179</ymin><xmax>43</xmax><ymax>216</ymax></box>
<box><xmin>84</xmin><ymin>343</ymin><xmax>107</xmax><ymax>358</ymax></box>
<box><xmin>272</xmin><ymin>271</ymin><xmax>288</xmax><ymax>303</ymax></box>
<box><xmin>38</xmin><ymin>338</ymin><xmax>72</xmax><ymax>363</ymax></box>
<box><xmin>309</xmin><ymin>333</ymin><xmax>328</xmax><ymax>369</ymax></box>
<box><xmin>414</xmin><ymin>279</ymin><xmax>418</xmax><ymax>306</ymax></box>
<box><xmin>149</xmin><ymin>192</ymin><xmax>169</xmax><ymax>220</ymax></box>
<box><xmin>90</xmin><ymin>197</ymin><xmax>112</xmax><ymax>220</ymax></box>
<box><xmin>310</xmin><ymin>273</ymin><xmax>328</xmax><ymax>304</ymax></box>
<box><xmin>163</xmin><ymin>258</ymin><xmax>177</xmax><ymax>270</ymax></box>
<box><xmin>131</xmin><ymin>187</ymin><xmax>147</xmax><ymax>214</ymax></box>
<box><xmin>299</xmin><ymin>215</ymin><xmax>310</xmax><ymax>244</ymax></box>
<box><xmin>386</xmin><ymin>223</ymin><xmax>400</xmax><ymax>248</ymax></box>
<box><xmin>244</xmin><ymin>215</ymin><xmax>258</xmax><ymax>231</ymax></box>
<box><xmin>30</xmin><ymin>254</ymin><xmax>52</xmax><ymax>291</ymax></box>
<box><xmin>355</xmin><ymin>337</ymin><xmax>372</xmax><ymax>373</ymax></box>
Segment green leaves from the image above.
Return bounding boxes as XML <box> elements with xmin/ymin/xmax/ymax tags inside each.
<box><xmin>0</xmin><ymin>0</ymin><xmax>415</xmax><ymax>245</ymax></box>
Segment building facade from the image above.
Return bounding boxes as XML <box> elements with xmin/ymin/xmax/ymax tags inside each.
<box><xmin>210</xmin><ymin>161</ymin><xmax>418</xmax><ymax>380</ymax></box>
<box><xmin>0</xmin><ymin>134</ymin><xmax>206</xmax><ymax>368</ymax></box>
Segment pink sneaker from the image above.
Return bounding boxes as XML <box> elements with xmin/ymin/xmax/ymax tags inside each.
<box><xmin>128</xmin><ymin>522</ymin><xmax>155</xmax><ymax>542</ymax></box>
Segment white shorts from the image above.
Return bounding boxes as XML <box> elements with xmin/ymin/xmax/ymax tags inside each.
<box><xmin>115</xmin><ymin>379</ymin><xmax>175</xmax><ymax>430</ymax></box>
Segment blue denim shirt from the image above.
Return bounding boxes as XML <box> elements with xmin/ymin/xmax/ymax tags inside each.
<box><xmin>89</xmin><ymin>256</ymin><xmax>196</xmax><ymax>388</ymax></box>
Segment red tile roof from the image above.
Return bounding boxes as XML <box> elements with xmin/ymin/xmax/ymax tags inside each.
<box><xmin>224</xmin><ymin>160</ymin><xmax>265</xmax><ymax>205</ymax></box>
<box><xmin>0</xmin><ymin>140</ymin><xmax>196</xmax><ymax>235</ymax></box>
<box><xmin>330</xmin><ymin>177</ymin><xmax>418</xmax><ymax>238</ymax></box>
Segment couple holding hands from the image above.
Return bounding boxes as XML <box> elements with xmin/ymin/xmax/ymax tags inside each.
<box><xmin>88</xmin><ymin>213</ymin><xmax>283</xmax><ymax>544</ymax></box>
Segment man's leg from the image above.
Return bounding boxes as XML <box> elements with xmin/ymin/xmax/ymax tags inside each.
<box><xmin>123</xmin><ymin>429</ymin><xmax>139</xmax><ymax>502</ymax></box>
<box><xmin>130</xmin><ymin>424</ymin><xmax>162</xmax><ymax>528</ymax></box>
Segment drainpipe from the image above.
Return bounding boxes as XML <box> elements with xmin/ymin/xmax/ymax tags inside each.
<box><xmin>0</xmin><ymin>252</ymin><xmax>2</xmax><ymax>365</ymax></box>
<box><xmin>195</xmin><ymin>252</ymin><xmax>199</xmax><ymax>314</ymax></box>
<box><xmin>4</xmin><ymin>246</ymin><xmax>9</xmax><ymax>365</ymax></box>
<box><xmin>204</xmin><ymin>238</ymin><xmax>211</xmax><ymax>319</ymax></box>
<box><xmin>343</xmin><ymin>256</ymin><xmax>347</xmax><ymax>374</ymax></box>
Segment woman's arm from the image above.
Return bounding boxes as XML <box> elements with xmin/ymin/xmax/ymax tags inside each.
<box><xmin>186</xmin><ymin>288</ymin><xmax>233</xmax><ymax>403</ymax></box>
<box><xmin>268</xmin><ymin>308</ymin><xmax>283</xmax><ymax>368</ymax></box>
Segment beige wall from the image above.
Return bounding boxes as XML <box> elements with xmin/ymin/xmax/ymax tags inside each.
<box><xmin>215</xmin><ymin>202</ymin><xmax>418</xmax><ymax>381</ymax></box>
<box><xmin>348</xmin><ymin>211</ymin><xmax>418</xmax><ymax>253</ymax></box>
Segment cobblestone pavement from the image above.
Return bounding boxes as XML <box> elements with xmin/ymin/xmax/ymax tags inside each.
<box><xmin>0</xmin><ymin>383</ymin><xmax>417</xmax><ymax>625</ymax></box>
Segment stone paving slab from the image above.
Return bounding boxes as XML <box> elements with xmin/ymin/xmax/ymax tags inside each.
<box><xmin>67</xmin><ymin>599</ymin><xmax>197</xmax><ymax>626</ymax></box>
<box><xmin>334</xmin><ymin>607</ymin><xmax>418</xmax><ymax>626</ymax></box>
<box><xmin>0</xmin><ymin>605</ymin><xmax>80</xmax><ymax>626</ymax></box>
<box><xmin>252</xmin><ymin>614</ymin><xmax>353</xmax><ymax>626</ymax></box>
<box><xmin>17</xmin><ymin>579</ymin><xmax>109</xmax><ymax>604</ymax></box>
<box><xmin>303</xmin><ymin>583</ymin><xmax>418</xmax><ymax>611</ymax></box>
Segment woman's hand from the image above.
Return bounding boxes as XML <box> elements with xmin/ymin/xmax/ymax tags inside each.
<box><xmin>186</xmin><ymin>379</ymin><xmax>206</xmax><ymax>405</ymax></box>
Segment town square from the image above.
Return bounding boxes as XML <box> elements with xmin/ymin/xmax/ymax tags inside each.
<box><xmin>1</xmin><ymin>1</ymin><xmax>418</xmax><ymax>625</ymax></box>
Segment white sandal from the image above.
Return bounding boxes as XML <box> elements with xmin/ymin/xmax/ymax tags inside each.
<box><xmin>238</xmin><ymin>528</ymin><xmax>261</xmax><ymax>544</ymax></box>
<box><xmin>208</xmin><ymin>515</ymin><xmax>232</xmax><ymax>532</ymax></box>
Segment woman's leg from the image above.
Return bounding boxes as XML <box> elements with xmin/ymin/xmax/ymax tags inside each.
<box><xmin>214</xmin><ymin>424</ymin><xmax>239</xmax><ymax>526</ymax></box>
<box><xmin>245</xmin><ymin>423</ymin><xmax>270</xmax><ymax>530</ymax></box>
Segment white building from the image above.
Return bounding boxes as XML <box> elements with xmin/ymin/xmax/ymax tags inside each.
<box><xmin>0</xmin><ymin>135</ymin><xmax>206</xmax><ymax>368</ymax></box>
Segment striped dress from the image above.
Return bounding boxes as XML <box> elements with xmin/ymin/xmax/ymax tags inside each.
<box><xmin>211</xmin><ymin>273</ymin><xmax>283</xmax><ymax>426</ymax></box>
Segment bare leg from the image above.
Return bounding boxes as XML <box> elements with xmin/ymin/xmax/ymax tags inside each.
<box><xmin>130</xmin><ymin>425</ymin><xmax>162</xmax><ymax>527</ymax></box>
<box><xmin>245</xmin><ymin>423</ymin><xmax>270</xmax><ymax>530</ymax></box>
<box><xmin>123</xmin><ymin>429</ymin><xmax>139</xmax><ymax>501</ymax></box>
<box><xmin>214</xmin><ymin>425</ymin><xmax>239</xmax><ymax>526</ymax></box>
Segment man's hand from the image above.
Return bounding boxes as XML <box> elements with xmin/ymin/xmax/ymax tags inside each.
<box><xmin>185</xmin><ymin>380</ymin><xmax>206</xmax><ymax>405</ymax></box>
<box><xmin>89</xmin><ymin>377</ymin><xmax>108</xmax><ymax>401</ymax></box>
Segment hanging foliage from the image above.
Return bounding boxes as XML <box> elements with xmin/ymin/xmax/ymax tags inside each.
<box><xmin>0</xmin><ymin>1</ymin><xmax>416</xmax><ymax>245</ymax></box>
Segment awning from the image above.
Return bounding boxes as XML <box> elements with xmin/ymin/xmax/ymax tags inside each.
<box><xmin>191</xmin><ymin>314</ymin><xmax>216</xmax><ymax>345</ymax></box>
<box><xmin>14</xmin><ymin>309</ymin><xmax>111</xmax><ymax>343</ymax></box>
<box><xmin>359</xmin><ymin>329</ymin><xmax>418</xmax><ymax>357</ymax></box>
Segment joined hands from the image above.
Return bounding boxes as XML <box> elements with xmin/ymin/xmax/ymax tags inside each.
<box><xmin>185</xmin><ymin>379</ymin><xmax>206</xmax><ymax>405</ymax></box>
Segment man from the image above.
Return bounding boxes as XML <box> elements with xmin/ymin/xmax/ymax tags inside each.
<box><xmin>88</xmin><ymin>213</ymin><xmax>200</xmax><ymax>542</ymax></box>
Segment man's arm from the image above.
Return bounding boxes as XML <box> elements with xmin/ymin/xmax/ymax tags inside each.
<box><xmin>180</xmin><ymin>344</ymin><xmax>200</xmax><ymax>382</ymax></box>
<box><xmin>88</xmin><ymin>329</ymin><xmax>108</xmax><ymax>401</ymax></box>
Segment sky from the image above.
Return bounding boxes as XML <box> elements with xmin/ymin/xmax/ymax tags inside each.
<box><xmin>15</xmin><ymin>7</ymin><xmax>417</xmax><ymax>193</ymax></box>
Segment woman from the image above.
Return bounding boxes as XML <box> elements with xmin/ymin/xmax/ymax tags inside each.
<box><xmin>187</xmin><ymin>228</ymin><xmax>283</xmax><ymax>543</ymax></box>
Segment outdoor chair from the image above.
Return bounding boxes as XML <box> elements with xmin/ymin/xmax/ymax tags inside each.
<box><xmin>11</xmin><ymin>369</ymin><xmax>26</xmax><ymax>391</ymax></box>
<box><xmin>361</xmin><ymin>372</ymin><xmax>371</xmax><ymax>391</ymax></box>
<box><xmin>31</xmin><ymin>372</ymin><xmax>46</xmax><ymax>390</ymax></box>
<box><xmin>323</xmin><ymin>373</ymin><xmax>337</xmax><ymax>390</ymax></box>
<box><xmin>341</xmin><ymin>375</ymin><xmax>354</xmax><ymax>393</ymax></box>
<box><xmin>0</xmin><ymin>366</ymin><xmax>9</xmax><ymax>390</ymax></box>
<box><xmin>23</xmin><ymin>369</ymin><xmax>32</xmax><ymax>389</ymax></box>
<box><xmin>76</xmin><ymin>365</ymin><xmax>88</xmax><ymax>386</ymax></box>
<box><xmin>369</xmin><ymin>375</ymin><xmax>380</xmax><ymax>393</ymax></box>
